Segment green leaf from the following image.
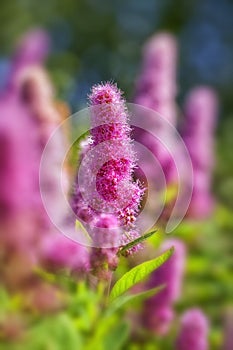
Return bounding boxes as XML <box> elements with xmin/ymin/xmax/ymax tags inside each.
<box><xmin>118</xmin><ymin>229</ymin><xmax>157</xmax><ymax>256</ymax></box>
<box><xmin>106</xmin><ymin>285</ymin><xmax>165</xmax><ymax>316</ymax></box>
<box><xmin>110</xmin><ymin>247</ymin><xmax>174</xmax><ymax>301</ymax></box>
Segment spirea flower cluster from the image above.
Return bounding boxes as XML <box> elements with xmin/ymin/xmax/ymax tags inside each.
<box><xmin>73</xmin><ymin>82</ymin><xmax>145</xmax><ymax>254</ymax></box>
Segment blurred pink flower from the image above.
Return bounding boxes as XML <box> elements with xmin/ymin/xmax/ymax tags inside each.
<box><xmin>9</xmin><ymin>28</ymin><xmax>50</xmax><ymax>91</ymax></box>
<box><xmin>176</xmin><ymin>308</ymin><xmax>209</xmax><ymax>350</ymax></box>
<box><xmin>134</xmin><ymin>32</ymin><xmax>178</xmax><ymax>183</ymax></box>
<box><xmin>135</xmin><ymin>32</ymin><xmax>177</xmax><ymax>124</ymax></box>
<box><xmin>0</xmin><ymin>29</ymin><xmax>89</xmax><ymax>283</ymax></box>
<box><xmin>0</xmin><ymin>94</ymin><xmax>39</xmax><ymax>218</ymax></box>
<box><xmin>182</xmin><ymin>87</ymin><xmax>218</xmax><ymax>219</ymax></box>
<box><xmin>0</xmin><ymin>91</ymin><xmax>43</xmax><ymax>288</ymax></box>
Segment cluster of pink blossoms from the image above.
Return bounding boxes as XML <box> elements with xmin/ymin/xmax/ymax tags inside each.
<box><xmin>73</xmin><ymin>82</ymin><xmax>145</xmax><ymax>254</ymax></box>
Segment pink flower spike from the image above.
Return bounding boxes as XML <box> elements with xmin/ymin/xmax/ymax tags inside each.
<box><xmin>176</xmin><ymin>308</ymin><xmax>209</xmax><ymax>350</ymax></box>
<box><xmin>182</xmin><ymin>86</ymin><xmax>218</xmax><ymax>219</ymax></box>
<box><xmin>73</xmin><ymin>82</ymin><xmax>145</xmax><ymax>253</ymax></box>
